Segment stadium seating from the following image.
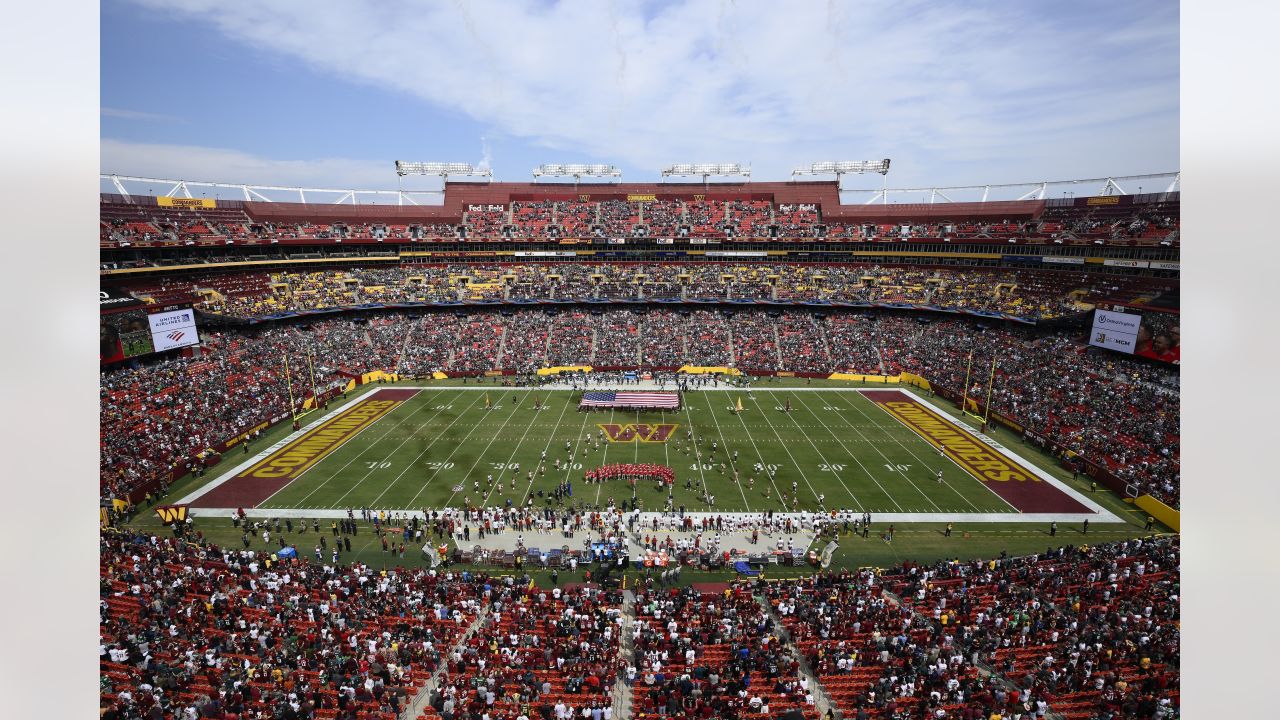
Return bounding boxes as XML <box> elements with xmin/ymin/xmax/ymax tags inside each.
<box><xmin>105</xmin><ymin>263</ymin><xmax>1162</xmax><ymax>321</ymax></box>
<box><xmin>100</xmin><ymin>530</ymin><xmax>1177</xmax><ymax>720</ymax></box>
<box><xmin>98</xmin><ymin>195</ymin><xmax>1179</xmax><ymax>246</ymax></box>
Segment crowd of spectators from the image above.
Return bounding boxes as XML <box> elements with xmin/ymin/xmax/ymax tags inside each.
<box><xmin>100</xmin><ymin>197</ymin><xmax>1179</xmax><ymax>248</ymax></box>
<box><xmin>630</xmin><ymin>585</ymin><xmax>817</xmax><ymax>719</ymax></box>
<box><xmin>100</xmin><ymin>516</ymin><xmax>1178</xmax><ymax>720</ymax></box>
<box><xmin>101</xmin><ymin>306</ymin><xmax>1179</xmax><ymax>507</ymax></box>
<box><xmin>100</xmin><ymin>323</ymin><xmax>376</xmax><ymax>500</ymax></box>
<box><xmin>110</xmin><ymin>263</ymin><xmax>1165</xmax><ymax>321</ymax></box>
<box><xmin>420</xmin><ymin>584</ymin><xmax>622</xmax><ymax>720</ymax></box>
<box><xmin>761</xmin><ymin>536</ymin><xmax>1178</xmax><ymax>720</ymax></box>
<box><xmin>100</xmin><ymin>529</ymin><xmax>484</xmax><ymax>720</ymax></box>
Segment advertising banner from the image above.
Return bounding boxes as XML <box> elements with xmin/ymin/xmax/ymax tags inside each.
<box><xmin>148</xmin><ymin>308</ymin><xmax>201</xmax><ymax>352</ymax></box>
<box><xmin>156</xmin><ymin>197</ymin><xmax>216</xmax><ymax>209</ymax></box>
<box><xmin>1089</xmin><ymin>309</ymin><xmax>1141</xmax><ymax>354</ymax></box>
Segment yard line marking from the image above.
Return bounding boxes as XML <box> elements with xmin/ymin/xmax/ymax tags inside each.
<box><xmin>363</xmin><ymin>390</ymin><xmax>491</xmax><ymax>509</ymax></box>
<box><xmin>371</xmin><ymin>386</ymin><xmax>494</xmax><ymax>504</ymax></box>
<box><xmin>594</xmin><ymin>409</ymin><xmax>617</xmax><ymax>507</ymax></box>
<box><xmin>318</xmin><ymin>391</ymin><xmax>477</xmax><ymax>508</ymax></box>
<box><xmin>541</xmin><ymin>401</ymin><xmax>594</xmax><ymax>507</ymax></box>
<box><xmin>402</xmin><ymin>390</ymin><xmax>501</xmax><ymax>509</ymax></box>
<box><xmin>516</xmin><ymin>391</ymin><xmax>574</xmax><ymax>506</ymax></box>
<box><xmin>481</xmin><ymin>392</ymin><xmax>555</xmax><ymax>508</ymax></box>
<box><xmin>776</xmin><ymin>392</ymin><xmax>870</xmax><ymax>511</ymax></box>
<box><xmin>806</xmin><ymin>391</ymin><xmax>944</xmax><ymax>513</ymax></box>
<box><xmin>439</xmin><ymin>392</ymin><xmax>537</xmax><ymax>508</ymax></box>
<box><xmin>785</xmin><ymin>392</ymin><xmax>903</xmax><ymax>511</ymax></box>
<box><xmin>679</xmin><ymin>399</ymin><xmax>713</xmax><ymax>510</ymax></box>
<box><xmin>728</xmin><ymin>392</ymin><xmax>786</xmax><ymax>510</ymax></box>
<box><xmin>829</xmin><ymin>391</ymin><xmax>995</xmax><ymax>513</ymax></box>
<box><xmin>659</xmin><ymin>409</ymin><xmax>671</xmax><ymax>477</ymax></box>
<box><xmin>752</xmin><ymin>392</ymin><xmax>829</xmax><ymax>511</ymax></box>
<box><xmin>696</xmin><ymin>392</ymin><xmax>751</xmax><ymax>512</ymax></box>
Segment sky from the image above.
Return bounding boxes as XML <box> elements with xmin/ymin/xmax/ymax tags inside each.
<box><xmin>100</xmin><ymin>0</ymin><xmax>1179</xmax><ymax>198</ymax></box>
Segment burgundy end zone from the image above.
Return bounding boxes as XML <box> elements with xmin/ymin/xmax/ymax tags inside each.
<box><xmin>862</xmin><ymin>390</ymin><xmax>1089</xmax><ymax>513</ymax></box>
<box><xmin>190</xmin><ymin>388</ymin><xmax>418</xmax><ymax>508</ymax></box>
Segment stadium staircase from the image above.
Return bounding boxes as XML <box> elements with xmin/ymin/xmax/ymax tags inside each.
<box><xmin>813</xmin><ymin>315</ymin><xmax>833</xmax><ymax>367</ymax></box>
<box><xmin>402</xmin><ymin>604</ymin><xmax>491</xmax><ymax>720</ymax></box>
<box><xmin>495</xmin><ymin>324</ymin><xmax>509</xmax><ymax>367</ymax></box>
<box><xmin>726</xmin><ymin>325</ymin><xmax>735</xmax><ymax>361</ymax></box>
<box><xmin>756</xmin><ymin>595</ymin><xmax>841</xmax><ymax>720</ymax></box>
<box><xmin>395</xmin><ymin>317</ymin><xmax>421</xmax><ymax>374</ymax></box>
<box><xmin>770</xmin><ymin>323</ymin><xmax>785</xmax><ymax>368</ymax></box>
<box><xmin>610</xmin><ymin>589</ymin><xmax>637</xmax><ymax>719</ymax></box>
<box><xmin>589</xmin><ymin>327</ymin><xmax>599</xmax><ymax>363</ymax></box>
<box><xmin>634</xmin><ymin>318</ymin><xmax>645</xmax><ymax>366</ymax></box>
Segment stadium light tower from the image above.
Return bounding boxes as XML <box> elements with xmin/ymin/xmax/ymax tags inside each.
<box><xmin>792</xmin><ymin>159</ymin><xmax>890</xmax><ymax>181</ymax></box>
<box><xmin>531</xmin><ymin>164</ymin><xmax>622</xmax><ymax>187</ymax></box>
<box><xmin>793</xmin><ymin>159</ymin><xmax>891</xmax><ymax>203</ymax></box>
<box><xmin>660</xmin><ymin>163</ymin><xmax>751</xmax><ymax>185</ymax></box>
<box><xmin>394</xmin><ymin>161</ymin><xmax>492</xmax><ymax>182</ymax></box>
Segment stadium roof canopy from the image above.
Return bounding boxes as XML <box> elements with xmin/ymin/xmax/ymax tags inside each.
<box><xmin>101</xmin><ymin>170</ymin><xmax>1180</xmax><ymax>207</ymax></box>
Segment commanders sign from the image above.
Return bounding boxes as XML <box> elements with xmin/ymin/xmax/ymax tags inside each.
<box><xmin>155</xmin><ymin>504</ymin><xmax>190</xmax><ymax>525</ymax></box>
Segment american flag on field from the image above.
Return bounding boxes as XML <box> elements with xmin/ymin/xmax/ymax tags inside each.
<box><xmin>579</xmin><ymin>391</ymin><xmax>680</xmax><ymax>410</ymax></box>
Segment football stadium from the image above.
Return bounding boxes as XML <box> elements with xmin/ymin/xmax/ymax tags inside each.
<box><xmin>92</xmin><ymin>4</ymin><xmax>1186</xmax><ymax>720</ymax></box>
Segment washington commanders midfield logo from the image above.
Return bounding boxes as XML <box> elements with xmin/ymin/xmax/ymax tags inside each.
<box><xmin>597</xmin><ymin>423</ymin><xmax>679</xmax><ymax>443</ymax></box>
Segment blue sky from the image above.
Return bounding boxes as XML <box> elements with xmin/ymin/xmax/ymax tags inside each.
<box><xmin>101</xmin><ymin>0</ymin><xmax>1178</xmax><ymax>196</ymax></box>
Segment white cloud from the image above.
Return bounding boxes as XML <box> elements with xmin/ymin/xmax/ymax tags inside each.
<box><xmin>118</xmin><ymin>0</ymin><xmax>1178</xmax><ymax>186</ymax></box>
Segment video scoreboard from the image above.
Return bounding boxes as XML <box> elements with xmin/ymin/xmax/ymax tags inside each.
<box><xmin>100</xmin><ymin>289</ymin><xmax>201</xmax><ymax>363</ymax></box>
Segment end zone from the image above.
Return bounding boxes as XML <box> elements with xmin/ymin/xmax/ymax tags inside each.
<box><xmin>860</xmin><ymin>389</ymin><xmax>1118</xmax><ymax>521</ymax></box>
<box><xmin>182</xmin><ymin>388</ymin><xmax>419</xmax><ymax>509</ymax></box>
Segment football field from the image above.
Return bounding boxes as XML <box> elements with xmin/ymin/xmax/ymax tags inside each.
<box><xmin>184</xmin><ymin>383</ymin><xmax>1110</xmax><ymax>523</ymax></box>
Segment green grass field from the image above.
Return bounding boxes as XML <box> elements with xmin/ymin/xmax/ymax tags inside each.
<box><xmin>128</xmin><ymin>379</ymin><xmax>1165</xmax><ymax>575</ymax></box>
<box><xmin>246</xmin><ymin>386</ymin><xmax>1020</xmax><ymax>515</ymax></box>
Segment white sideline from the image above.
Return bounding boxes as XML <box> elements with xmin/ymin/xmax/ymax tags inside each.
<box><xmin>186</xmin><ymin>506</ymin><xmax>1112</xmax><ymax>525</ymax></box>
